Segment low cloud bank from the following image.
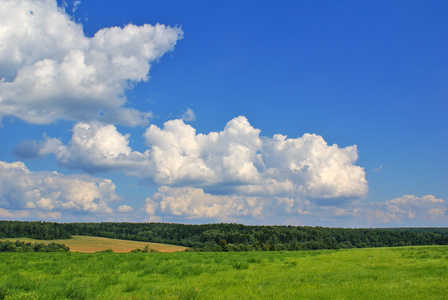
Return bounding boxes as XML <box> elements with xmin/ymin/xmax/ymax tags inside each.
<box><xmin>0</xmin><ymin>160</ymin><xmax>121</xmax><ymax>220</ymax></box>
<box><xmin>0</xmin><ymin>160</ymin><xmax>444</xmax><ymax>226</ymax></box>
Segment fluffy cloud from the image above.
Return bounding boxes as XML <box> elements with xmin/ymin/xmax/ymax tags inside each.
<box><xmin>144</xmin><ymin>186</ymin><xmax>264</xmax><ymax>221</ymax></box>
<box><xmin>23</xmin><ymin>116</ymin><xmax>368</xmax><ymax>201</ymax></box>
<box><xmin>0</xmin><ymin>160</ymin><xmax>121</xmax><ymax>218</ymax></box>
<box><xmin>0</xmin><ymin>0</ymin><xmax>182</xmax><ymax>125</ymax></box>
<box><xmin>2</xmin><ymin>158</ymin><xmax>443</xmax><ymax>226</ymax></box>
<box><xmin>12</xmin><ymin>122</ymin><xmax>153</xmax><ymax>174</ymax></box>
<box><xmin>117</xmin><ymin>205</ymin><xmax>134</xmax><ymax>213</ymax></box>
<box><xmin>12</xmin><ymin>134</ymin><xmax>62</xmax><ymax>159</ymax></box>
<box><xmin>0</xmin><ymin>208</ymin><xmax>30</xmax><ymax>219</ymax></box>
<box><xmin>144</xmin><ymin>116</ymin><xmax>368</xmax><ymax>201</ymax></box>
<box><xmin>19</xmin><ymin>116</ymin><xmax>368</xmax><ymax>221</ymax></box>
<box><xmin>144</xmin><ymin>116</ymin><xmax>263</xmax><ymax>187</ymax></box>
<box><xmin>54</xmin><ymin>122</ymin><xmax>152</xmax><ymax>174</ymax></box>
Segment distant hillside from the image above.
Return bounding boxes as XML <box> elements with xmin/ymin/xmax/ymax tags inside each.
<box><xmin>1</xmin><ymin>221</ymin><xmax>447</xmax><ymax>251</ymax></box>
<box><xmin>0</xmin><ymin>236</ymin><xmax>187</xmax><ymax>253</ymax></box>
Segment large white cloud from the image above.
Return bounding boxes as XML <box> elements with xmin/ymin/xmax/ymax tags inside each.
<box><xmin>0</xmin><ymin>160</ymin><xmax>121</xmax><ymax>218</ymax></box>
<box><xmin>54</xmin><ymin>122</ymin><xmax>152</xmax><ymax>174</ymax></box>
<box><xmin>13</xmin><ymin>121</ymin><xmax>154</xmax><ymax>175</ymax></box>
<box><xmin>144</xmin><ymin>186</ymin><xmax>264</xmax><ymax>221</ymax></box>
<box><xmin>19</xmin><ymin>116</ymin><xmax>368</xmax><ymax>210</ymax></box>
<box><xmin>142</xmin><ymin>186</ymin><xmax>323</xmax><ymax>223</ymax></box>
<box><xmin>144</xmin><ymin>116</ymin><xmax>264</xmax><ymax>187</ymax></box>
<box><xmin>144</xmin><ymin>116</ymin><xmax>368</xmax><ymax>200</ymax></box>
<box><xmin>0</xmin><ymin>0</ymin><xmax>183</xmax><ymax>125</ymax></box>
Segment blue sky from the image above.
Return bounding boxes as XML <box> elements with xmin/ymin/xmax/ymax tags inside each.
<box><xmin>0</xmin><ymin>0</ymin><xmax>446</xmax><ymax>227</ymax></box>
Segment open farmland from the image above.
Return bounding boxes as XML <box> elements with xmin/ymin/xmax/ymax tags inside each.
<box><xmin>1</xmin><ymin>246</ymin><xmax>447</xmax><ymax>299</ymax></box>
<box><xmin>0</xmin><ymin>236</ymin><xmax>188</xmax><ymax>253</ymax></box>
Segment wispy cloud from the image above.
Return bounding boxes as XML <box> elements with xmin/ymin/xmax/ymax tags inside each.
<box><xmin>373</xmin><ymin>165</ymin><xmax>383</xmax><ymax>172</ymax></box>
<box><xmin>181</xmin><ymin>108</ymin><xmax>196</xmax><ymax>122</ymax></box>
<box><xmin>72</xmin><ymin>0</ymin><xmax>81</xmax><ymax>13</ymax></box>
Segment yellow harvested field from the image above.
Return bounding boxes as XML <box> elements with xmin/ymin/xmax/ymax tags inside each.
<box><xmin>0</xmin><ymin>236</ymin><xmax>188</xmax><ymax>253</ymax></box>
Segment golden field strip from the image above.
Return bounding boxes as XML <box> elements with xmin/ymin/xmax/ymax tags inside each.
<box><xmin>0</xmin><ymin>235</ymin><xmax>188</xmax><ymax>253</ymax></box>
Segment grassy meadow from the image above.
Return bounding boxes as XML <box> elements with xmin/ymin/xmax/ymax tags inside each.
<box><xmin>0</xmin><ymin>236</ymin><xmax>188</xmax><ymax>253</ymax></box>
<box><xmin>1</xmin><ymin>246</ymin><xmax>447</xmax><ymax>299</ymax></box>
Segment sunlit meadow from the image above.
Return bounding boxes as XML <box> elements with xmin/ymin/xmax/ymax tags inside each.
<box><xmin>1</xmin><ymin>246</ymin><xmax>447</xmax><ymax>299</ymax></box>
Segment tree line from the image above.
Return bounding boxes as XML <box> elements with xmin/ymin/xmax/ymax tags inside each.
<box><xmin>0</xmin><ymin>240</ymin><xmax>69</xmax><ymax>252</ymax></box>
<box><xmin>0</xmin><ymin>221</ymin><xmax>71</xmax><ymax>240</ymax></box>
<box><xmin>1</xmin><ymin>221</ymin><xmax>447</xmax><ymax>251</ymax></box>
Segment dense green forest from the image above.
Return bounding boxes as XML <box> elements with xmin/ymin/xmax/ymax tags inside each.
<box><xmin>0</xmin><ymin>220</ymin><xmax>71</xmax><ymax>240</ymax></box>
<box><xmin>0</xmin><ymin>240</ymin><xmax>69</xmax><ymax>252</ymax></box>
<box><xmin>1</xmin><ymin>221</ymin><xmax>447</xmax><ymax>251</ymax></box>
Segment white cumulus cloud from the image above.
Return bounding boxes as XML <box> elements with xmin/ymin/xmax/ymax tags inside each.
<box><xmin>13</xmin><ymin>122</ymin><xmax>153</xmax><ymax>174</ymax></box>
<box><xmin>0</xmin><ymin>0</ymin><xmax>183</xmax><ymax>125</ymax></box>
<box><xmin>19</xmin><ymin>116</ymin><xmax>369</xmax><ymax>220</ymax></box>
<box><xmin>19</xmin><ymin>117</ymin><xmax>368</xmax><ymax>202</ymax></box>
<box><xmin>53</xmin><ymin>122</ymin><xmax>152</xmax><ymax>174</ymax></box>
<box><xmin>117</xmin><ymin>205</ymin><xmax>134</xmax><ymax>213</ymax></box>
<box><xmin>0</xmin><ymin>160</ymin><xmax>121</xmax><ymax>217</ymax></box>
<box><xmin>143</xmin><ymin>116</ymin><xmax>368</xmax><ymax>201</ymax></box>
<box><xmin>143</xmin><ymin>116</ymin><xmax>263</xmax><ymax>187</ymax></box>
<box><xmin>144</xmin><ymin>186</ymin><xmax>264</xmax><ymax>221</ymax></box>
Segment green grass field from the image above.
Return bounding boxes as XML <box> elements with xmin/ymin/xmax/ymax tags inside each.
<box><xmin>0</xmin><ymin>236</ymin><xmax>188</xmax><ymax>253</ymax></box>
<box><xmin>1</xmin><ymin>246</ymin><xmax>447</xmax><ymax>299</ymax></box>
